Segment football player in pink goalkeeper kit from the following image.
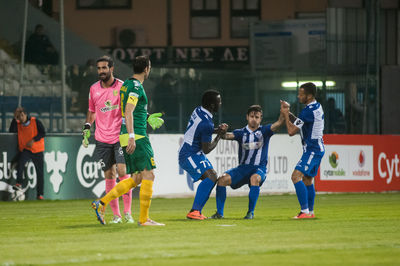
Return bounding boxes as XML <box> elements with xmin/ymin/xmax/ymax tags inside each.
<box><xmin>82</xmin><ymin>56</ymin><xmax>134</xmax><ymax>224</ymax></box>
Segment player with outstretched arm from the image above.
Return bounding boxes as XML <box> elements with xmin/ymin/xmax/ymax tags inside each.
<box><xmin>91</xmin><ymin>55</ymin><xmax>165</xmax><ymax>226</ymax></box>
<box><xmin>179</xmin><ymin>89</ymin><xmax>228</xmax><ymax>220</ymax></box>
<box><xmin>280</xmin><ymin>82</ymin><xmax>325</xmax><ymax>219</ymax></box>
<box><xmin>210</xmin><ymin>105</ymin><xmax>284</xmax><ymax>219</ymax></box>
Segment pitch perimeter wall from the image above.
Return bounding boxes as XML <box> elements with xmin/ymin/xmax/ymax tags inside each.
<box><xmin>0</xmin><ymin>134</ymin><xmax>399</xmax><ymax>201</ymax></box>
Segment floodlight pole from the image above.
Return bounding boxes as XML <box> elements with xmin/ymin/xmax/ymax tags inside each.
<box><xmin>18</xmin><ymin>0</ymin><xmax>29</xmax><ymax>107</ymax></box>
<box><xmin>60</xmin><ymin>0</ymin><xmax>67</xmax><ymax>133</ymax></box>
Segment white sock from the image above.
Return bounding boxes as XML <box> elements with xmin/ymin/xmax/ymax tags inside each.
<box><xmin>301</xmin><ymin>208</ymin><xmax>309</xmax><ymax>214</ymax></box>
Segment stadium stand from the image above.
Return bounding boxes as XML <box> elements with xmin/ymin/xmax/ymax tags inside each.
<box><xmin>0</xmin><ymin>46</ymin><xmax>78</xmax><ymax>132</ymax></box>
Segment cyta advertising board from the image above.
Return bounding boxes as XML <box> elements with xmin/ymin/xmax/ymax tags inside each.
<box><xmin>316</xmin><ymin>135</ymin><xmax>400</xmax><ymax>192</ymax></box>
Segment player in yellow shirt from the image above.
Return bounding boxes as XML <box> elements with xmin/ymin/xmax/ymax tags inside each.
<box><xmin>91</xmin><ymin>55</ymin><xmax>164</xmax><ymax>226</ymax></box>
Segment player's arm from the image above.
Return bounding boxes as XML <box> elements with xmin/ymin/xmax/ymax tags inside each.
<box><xmin>280</xmin><ymin>100</ymin><xmax>300</xmax><ymax>136</ymax></box>
<box><xmin>202</xmin><ymin>123</ymin><xmax>228</xmax><ymax>154</ymax></box>
<box><xmin>33</xmin><ymin>119</ymin><xmax>46</xmax><ymax>140</ymax></box>
<box><xmin>82</xmin><ymin>111</ymin><xmax>96</xmax><ymax>148</ymax></box>
<box><xmin>125</xmin><ymin>101</ymin><xmax>137</xmax><ymax>155</ymax></box>
<box><xmin>270</xmin><ymin>113</ymin><xmax>285</xmax><ymax>132</ymax></box>
<box><xmin>85</xmin><ymin>110</ymin><xmax>96</xmax><ymax>125</ymax></box>
<box><xmin>282</xmin><ymin>108</ymin><xmax>300</xmax><ymax>136</ymax></box>
<box><xmin>221</xmin><ymin>132</ymin><xmax>235</xmax><ymax>140</ymax></box>
<box><xmin>213</xmin><ymin>127</ymin><xmax>234</xmax><ymax>139</ymax></box>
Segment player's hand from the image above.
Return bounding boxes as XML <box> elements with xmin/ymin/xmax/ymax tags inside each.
<box><xmin>280</xmin><ymin>107</ymin><xmax>289</xmax><ymax>116</ymax></box>
<box><xmin>82</xmin><ymin>124</ymin><xmax>91</xmax><ymax>148</ymax></box>
<box><xmin>26</xmin><ymin>139</ymin><xmax>34</xmax><ymax>148</ymax></box>
<box><xmin>126</xmin><ymin>138</ymin><xmax>136</xmax><ymax>154</ymax></box>
<box><xmin>280</xmin><ymin>100</ymin><xmax>290</xmax><ymax>108</ymax></box>
<box><xmin>147</xmin><ymin>112</ymin><xmax>164</xmax><ymax>130</ymax></box>
<box><xmin>217</xmin><ymin>123</ymin><xmax>229</xmax><ymax>136</ymax></box>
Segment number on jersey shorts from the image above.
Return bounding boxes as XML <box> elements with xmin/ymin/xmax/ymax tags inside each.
<box><xmin>179</xmin><ymin>153</ymin><xmax>213</xmax><ymax>182</ymax></box>
<box><xmin>295</xmin><ymin>150</ymin><xmax>324</xmax><ymax>177</ymax></box>
<box><xmin>94</xmin><ymin>140</ymin><xmax>125</xmax><ymax>171</ymax></box>
<box><xmin>226</xmin><ymin>164</ymin><xmax>267</xmax><ymax>189</ymax></box>
<box><xmin>123</xmin><ymin>137</ymin><xmax>156</xmax><ymax>174</ymax></box>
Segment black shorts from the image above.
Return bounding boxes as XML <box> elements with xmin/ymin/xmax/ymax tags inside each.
<box><xmin>94</xmin><ymin>140</ymin><xmax>125</xmax><ymax>171</ymax></box>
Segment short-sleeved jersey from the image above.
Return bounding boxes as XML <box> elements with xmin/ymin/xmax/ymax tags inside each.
<box><xmin>119</xmin><ymin>78</ymin><xmax>148</xmax><ymax>137</ymax></box>
<box><xmin>294</xmin><ymin>100</ymin><xmax>325</xmax><ymax>153</ymax></box>
<box><xmin>178</xmin><ymin>106</ymin><xmax>214</xmax><ymax>162</ymax></box>
<box><xmin>88</xmin><ymin>79</ymin><xmax>123</xmax><ymax>144</ymax></box>
<box><xmin>233</xmin><ymin>124</ymin><xmax>274</xmax><ymax>166</ymax></box>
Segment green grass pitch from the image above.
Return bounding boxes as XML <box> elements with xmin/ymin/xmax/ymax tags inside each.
<box><xmin>1</xmin><ymin>193</ymin><xmax>399</xmax><ymax>265</ymax></box>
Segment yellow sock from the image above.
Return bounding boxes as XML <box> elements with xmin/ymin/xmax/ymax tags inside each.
<box><xmin>139</xmin><ymin>179</ymin><xmax>153</xmax><ymax>224</ymax></box>
<box><xmin>101</xmin><ymin>178</ymin><xmax>137</xmax><ymax>206</ymax></box>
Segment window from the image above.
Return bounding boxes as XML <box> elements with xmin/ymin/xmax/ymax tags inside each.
<box><xmin>77</xmin><ymin>0</ymin><xmax>131</xmax><ymax>9</ymax></box>
<box><xmin>191</xmin><ymin>0</ymin><xmax>221</xmax><ymax>39</ymax></box>
<box><xmin>231</xmin><ymin>0</ymin><xmax>260</xmax><ymax>38</ymax></box>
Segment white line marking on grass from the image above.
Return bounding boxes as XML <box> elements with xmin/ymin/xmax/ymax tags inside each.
<box><xmin>216</xmin><ymin>224</ymin><xmax>236</xmax><ymax>227</ymax></box>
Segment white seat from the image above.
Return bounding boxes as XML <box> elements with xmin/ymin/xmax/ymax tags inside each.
<box><xmin>39</xmin><ymin>114</ymin><xmax>50</xmax><ymax>131</ymax></box>
<box><xmin>4</xmin><ymin>64</ymin><xmax>18</xmax><ymax>79</ymax></box>
<box><xmin>24</xmin><ymin>64</ymin><xmax>43</xmax><ymax>80</ymax></box>
<box><xmin>4</xmin><ymin>80</ymin><xmax>20</xmax><ymax>96</ymax></box>
<box><xmin>0</xmin><ymin>49</ymin><xmax>12</xmax><ymax>62</ymax></box>
<box><xmin>52</xmin><ymin>112</ymin><xmax>62</xmax><ymax>132</ymax></box>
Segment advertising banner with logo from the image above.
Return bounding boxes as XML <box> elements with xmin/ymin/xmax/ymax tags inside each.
<box><xmin>157</xmin><ymin>134</ymin><xmax>300</xmax><ymax>197</ymax></box>
<box><xmin>0</xmin><ymin>134</ymin><xmax>300</xmax><ymax>201</ymax></box>
<box><xmin>316</xmin><ymin>134</ymin><xmax>400</xmax><ymax>192</ymax></box>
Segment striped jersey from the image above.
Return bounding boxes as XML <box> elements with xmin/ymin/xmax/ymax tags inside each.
<box><xmin>233</xmin><ymin>124</ymin><xmax>274</xmax><ymax>166</ymax></box>
<box><xmin>178</xmin><ymin>106</ymin><xmax>214</xmax><ymax>162</ymax></box>
<box><xmin>293</xmin><ymin>100</ymin><xmax>325</xmax><ymax>153</ymax></box>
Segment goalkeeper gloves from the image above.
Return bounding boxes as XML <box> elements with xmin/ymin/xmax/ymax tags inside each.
<box><xmin>82</xmin><ymin>123</ymin><xmax>91</xmax><ymax>148</ymax></box>
<box><xmin>147</xmin><ymin>113</ymin><xmax>164</xmax><ymax>130</ymax></box>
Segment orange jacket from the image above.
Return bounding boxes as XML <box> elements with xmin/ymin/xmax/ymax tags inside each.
<box><xmin>17</xmin><ymin>117</ymin><xmax>45</xmax><ymax>153</ymax></box>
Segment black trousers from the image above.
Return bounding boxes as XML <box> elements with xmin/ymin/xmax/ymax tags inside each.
<box><xmin>17</xmin><ymin>150</ymin><xmax>44</xmax><ymax>196</ymax></box>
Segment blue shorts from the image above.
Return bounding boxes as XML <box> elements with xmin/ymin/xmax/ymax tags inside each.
<box><xmin>226</xmin><ymin>164</ymin><xmax>267</xmax><ymax>189</ymax></box>
<box><xmin>179</xmin><ymin>153</ymin><xmax>214</xmax><ymax>182</ymax></box>
<box><xmin>295</xmin><ymin>150</ymin><xmax>324</xmax><ymax>177</ymax></box>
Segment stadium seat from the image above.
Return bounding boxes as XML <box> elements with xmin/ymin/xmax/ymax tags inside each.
<box><xmin>4</xmin><ymin>80</ymin><xmax>20</xmax><ymax>96</ymax></box>
<box><xmin>24</xmin><ymin>64</ymin><xmax>45</xmax><ymax>80</ymax></box>
<box><xmin>5</xmin><ymin>112</ymin><xmax>14</xmax><ymax>130</ymax></box>
<box><xmin>0</xmin><ymin>49</ymin><xmax>12</xmax><ymax>62</ymax></box>
<box><xmin>40</xmin><ymin>112</ymin><xmax>50</xmax><ymax>131</ymax></box>
<box><xmin>52</xmin><ymin>112</ymin><xmax>62</xmax><ymax>132</ymax></box>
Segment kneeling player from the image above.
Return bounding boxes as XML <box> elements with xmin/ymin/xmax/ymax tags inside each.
<box><xmin>211</xmin><ymin>105</ymin><xmax>284</xmax><ymax>219</ymax></box>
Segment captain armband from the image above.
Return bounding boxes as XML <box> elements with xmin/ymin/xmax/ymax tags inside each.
<box><xmin>293</xmin><ymin>118</ymin><xmax>304</xmax><ymax>128</ymax></box>
<box><xmin>127</xmin><ymin>96</ymin><xmax>138</xmax><ymax>106</ymax></box>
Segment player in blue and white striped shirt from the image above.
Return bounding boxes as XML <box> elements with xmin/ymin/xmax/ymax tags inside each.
<box><xmin>179</xmin><ymin>89</ymin><xmax>228</xmax><ymax>220</ymax></box>
<box><xmin>210</xmin><ymin>105</ymin><xmax>284</xmax><ymax>219</ymax></box>
<box><xmin>281</xmin><ymin>82</ymin><xmax>325</xmax><ymax>219</ymax></box>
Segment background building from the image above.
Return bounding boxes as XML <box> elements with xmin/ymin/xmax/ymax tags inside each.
<box><xmin>0</xmin><ymin>0</ymin><xmax>399</xmax><ymax>134</ymax></box>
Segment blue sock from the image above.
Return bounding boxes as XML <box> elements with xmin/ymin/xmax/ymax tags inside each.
<box><xmin>192</xmin><ymin>178</ymin><xmax>215</xmax><ymax>211</ymax></box>
<box><xmin>248</xmin><ymin>186</ymin><xmax>260</xmax><ymax>214</ymax></box>
<box><xmin>216</xmin><ymin>186</ymin><xmax>226</xmax><ymax>216</ymax></box>
<box><xmin>306</xmin><ymin>184</ymin><xmax>315</xmax><ymax>212</ymax></box>
<box><xmin>294</xmin><ymin>181</ymin><xmax>308</xmax><ymax>211</ymax></box>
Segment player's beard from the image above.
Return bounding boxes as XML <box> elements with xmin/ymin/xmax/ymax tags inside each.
<box><xmin>99</xmin><ymin>72</ymin><xmax>111</xmax><ymax>82</ymax></box>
